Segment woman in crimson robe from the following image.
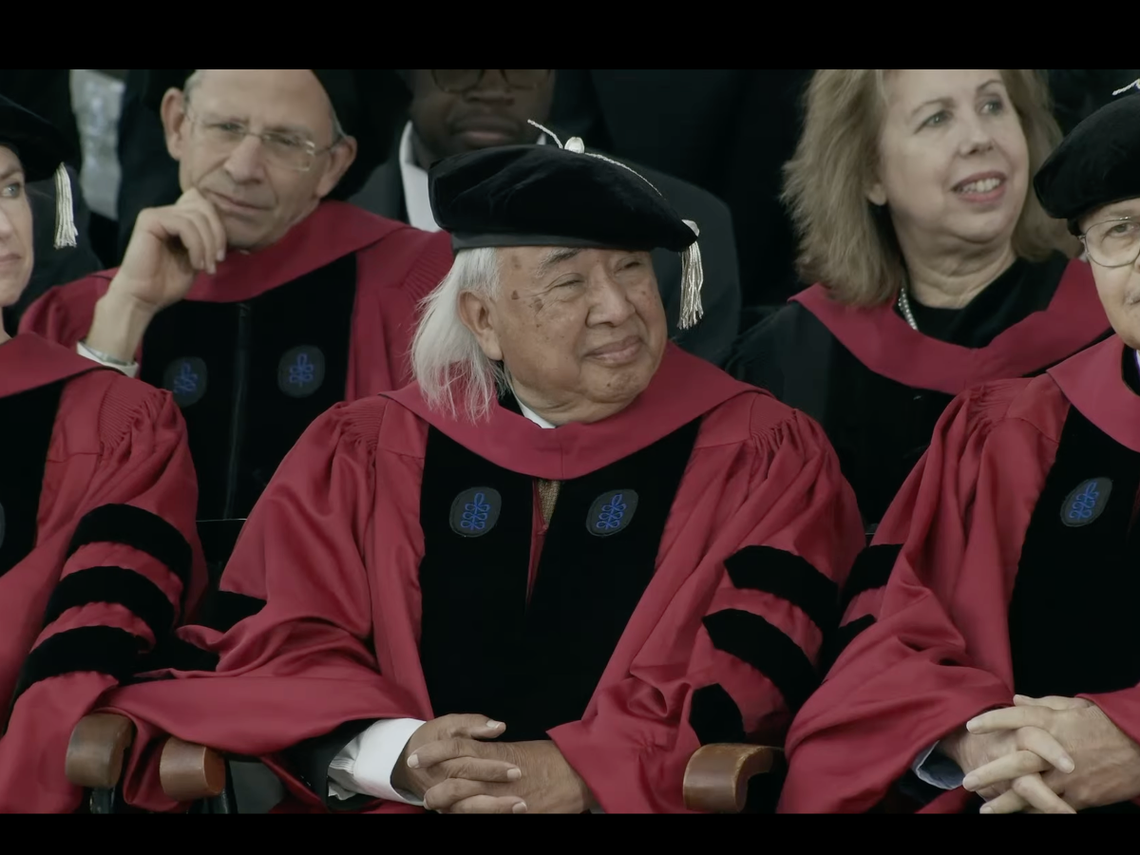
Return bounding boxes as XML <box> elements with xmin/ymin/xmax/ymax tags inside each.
<box><xmin>726</xmin><ymin>69</ymin><xmax>1109</xmax><ymax>536</ymax></box>
<box><xmin>87</xmin><ymin>128</ymin><xmax>865</xmax><ymax>814</ymax></box>
<box><xmin>778</xmin><ymin>87</ymin><xmax>1140</xmax><ymax>814</ymax></box>
<box><xmin>0</xmin><ymin>96</ymin><xmax>205</xmax><ymax>812</ymax></box>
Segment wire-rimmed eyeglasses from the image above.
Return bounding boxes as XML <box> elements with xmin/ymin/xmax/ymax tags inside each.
<box><xmin>184</xmin><ymin>107</ymin><xmax>341</xmax><ymax>173</ymax></box>
<box><xmin>1080</xmin><ymin>216</ymin><xmax>1140</xmax><ymax>269</ymax></box>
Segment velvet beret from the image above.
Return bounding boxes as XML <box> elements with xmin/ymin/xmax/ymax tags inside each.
<box><xmin>141</xmin><ymin>69</ymin><xmax>409</xmax><ymax>200</ymax></box>
<box><xmin>427</xmin><ymin>142</ymin><xmax>699</xmax><ymax>253</ymax></box>
<box><xmin>1035</xmin><ymin>87</ymin><xmax>1140</xmax><ymax>235</ymax></box>
<box><xmin>0</xmin><ymin>94</ymin><xmax>72</xmax><ymax>183</ymax></box>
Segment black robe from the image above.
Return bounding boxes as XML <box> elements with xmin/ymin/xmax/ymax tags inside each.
<box><xmin>726</xmin><ymin>254</ymin><xmax>1111</xmax><ymax>530</ymax></box>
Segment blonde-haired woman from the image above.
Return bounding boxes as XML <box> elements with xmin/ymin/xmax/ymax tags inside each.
<box><xmin>727</xmin><ymin>69</ymin><xmax>1109</xmax><ymax>533</ymax></box>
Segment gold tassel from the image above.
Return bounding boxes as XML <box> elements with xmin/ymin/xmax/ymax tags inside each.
<box><xmin>679</xmin><ymin>219</ymin><xmax>704</xmax><ymax>329</ymax></box>
<box><xmin>53</xmin><ymin>163</ymin><xmax>78</xmax><ymax>249</ymax></box>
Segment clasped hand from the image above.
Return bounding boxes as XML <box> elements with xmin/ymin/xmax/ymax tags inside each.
<box><xmin>954</xmin><ymin>695</ymin><xmax>1140</xmax><ymax>813</ymax></box>
<box><xmin>389</xmin><ymin>714</ymin><xmax>596</xmax><ymax>814</ymax></box>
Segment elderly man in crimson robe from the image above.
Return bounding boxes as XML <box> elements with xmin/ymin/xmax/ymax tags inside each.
<box><xmin>85</xmin><ymin>127</ymin><xmax>865</xmax><ymax>814</ymax></box>
<box><xmin>19</xmin><ymin>69</ymin><xmax>455</xmax><ymax>580</ymax></box>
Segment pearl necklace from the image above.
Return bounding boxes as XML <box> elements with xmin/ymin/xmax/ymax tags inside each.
<box><xmin>897</xmin><ymin>286</ymin><xmax>919</xmax><ymax>331</ymax></box>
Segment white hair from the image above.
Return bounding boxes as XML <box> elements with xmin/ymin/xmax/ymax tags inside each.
<box><xmin>411</xmin><ymin>247</ymin><xmax>508</xmax><ymax>423</ymax></box>
<box><xmin>182</xmin><ymin>69</ymin><xmax>206</xmax><ymax>99</ymax></box>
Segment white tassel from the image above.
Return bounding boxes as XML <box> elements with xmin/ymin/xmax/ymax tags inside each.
<box><xmin>1113</xmin><ymin>79</ymin><xmax>1140</xmax><ymax>97</ymax></box>
<box><xmin>679</xmin><ymin>219</ymin><xmax>704</xmax><ymax>330</ymax></box>
<box><xmin>526</xmin><ymin>119</ymin><xmax>564</xmax><ymax>149</ymax></box>
<box><xmin>53</xmin><ymin>163</ymin><xmax>78</xmax><ymax>249</ymax></box>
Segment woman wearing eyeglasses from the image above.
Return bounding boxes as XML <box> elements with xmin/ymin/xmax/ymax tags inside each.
<box><xmin>778</xmin><ymin>89</ymin><xmax>1140</xmax><ymax>815</ymax></box>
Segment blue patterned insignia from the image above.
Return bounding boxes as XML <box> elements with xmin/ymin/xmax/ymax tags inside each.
<box><xmin>162</xmin><ymin>357</ymin><xmax>208</xmax><ymax>408</ymax></box>
<box><xmin>587</xmin><ymin>489</ymin><xmax>639</xmax><ymax>537</ymax></box>
<box><xmin>450</xmin><ymin>487</ymin><xmax>502</xmax><ymax>537</ymax></box>
<box><xmin>278</xmin><ymin>345</ymin><xmax>326</xmax><ymax>399</ymax></box>
<box><xmin>1061</xmin><ymin>477</ymin><xmax>1112</xmax><ymax>528</ymax></box>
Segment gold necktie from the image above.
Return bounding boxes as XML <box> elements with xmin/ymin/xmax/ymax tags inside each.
<box><xmin>537</xmin><ymin>478</ymin><xmax>561</xmax><ymax>525</ymax></box>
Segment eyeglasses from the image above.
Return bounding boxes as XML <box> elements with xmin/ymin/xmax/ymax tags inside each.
<box><xmin>1080</xmin><ymin>217</ymin><xmax>1140</xmax><ymax>269</ymax></box>
<box><xmin>430</xmin><ymin>69</ymin><xmax>551</xmax><ymax>94</ymax></box>
<box><xmin>184</xmin><ymin>107</ymin><xmax>340</xmax><ymax>173</ymax></box>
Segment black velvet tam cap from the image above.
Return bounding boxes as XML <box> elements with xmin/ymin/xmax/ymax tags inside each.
<box><xmin>0</xmin><ymin>94</ymin><xmax>72</xmax><ymax>183</ymax></box>
<box><xmin>142</xmin><ymin>69</ymin><xmax>409</xmax><ymax>200</ymax></box>
<box><xmin>0</xmin><ymin>94</ymin><xmax>78</xmax><ymax>248</ymax></box>
<box><xmin>427</xmin><ymin>142</ymin><xmax>700</xmax><ymax>253</ymax></box>
<box><xmin>1035</xmin><ymin>84</ymin><xmax>1140</xmax><ymax>235</ymax></box>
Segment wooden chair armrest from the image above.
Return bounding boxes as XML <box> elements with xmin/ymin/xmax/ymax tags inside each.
<box><xmin>66</xmin><ymin>713</ymin><xmax>137</xmax><ymax>790</ymax></box>
<box><xmin>159</xmin><ymin>737</ymin><xmax>229</xmax><ymax>802</ymax></box>
<box><xmin>683</xmin><ymin>744</ymin><xmax>783</xmax><ymax>813</ymax></box>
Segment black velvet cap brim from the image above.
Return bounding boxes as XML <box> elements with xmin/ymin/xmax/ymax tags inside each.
<box><xmin>1035</xmin><ymin>92</ymin><xmax>1140</xmax><ymax>235</ymax></box>
<box><xmin>141</xmin><ymin>69</ymin><xmax>409</xmax><ymax>201</ymax></box>
<box><xmin>0</xmin><ymin>95</ymin><xmax>71</xmax><ymax>183</ymax></box>
<box><xmin>429</xmin><ymin>144</ymin><xmax>698</xmax><ymax>253</ymax></box>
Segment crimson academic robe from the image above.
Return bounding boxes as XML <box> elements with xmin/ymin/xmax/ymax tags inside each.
<box><xmin>727</xmin><ymin>254</ymin><xmax>1109</xmax><ymax>530</ymax></box>
<box><xmin>779</xmin><ymin>334</ymin><xmax>1140</xmax><ymax>813</ymax></box>
<box><xmin>20</xmin><ymin>201</ymin><xmax>454</xmax><ymax>565</ymax></box>
<box><xmin>92</xmin><ymin>343</ymin><xmax>864</xmax><ymax>814</ymax></box>
<box><xmin>0</xmin><ymin>334</ymin><xmax>204</xmax><ymax>813</ymax></box>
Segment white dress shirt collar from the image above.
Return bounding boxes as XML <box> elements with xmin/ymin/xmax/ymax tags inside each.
<box><xmin>397</xmin><ymin>122</ymin><xmax>440</xmax><ymax>232</ymax></box>
<box><xmin>516</xmin><ymin>395</ymin><xmax>556</xmax><ymax>429</ymax></box>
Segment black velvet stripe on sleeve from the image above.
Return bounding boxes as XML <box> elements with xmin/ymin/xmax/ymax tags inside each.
<box><xmin>7</xmin><ymin>626</ymin><xmax>144</xmax><ymax>719</ymax></box>
<box><xmin>136</xmin><ymin>634</ymin><xmax>220</xmax><ymax>675</ymax></box>
<box><xmin>42</xmin><ymin>565</ymin><xmax>176</xmax><ymax>642</ymax></box>
<box><xmin>66</xmin><ymin>504</ymin><xmax>193</xmax><ymax>589</ymax></box>
<box><xmin>840</xmin><ymin>544</ymin><xmax>901</xmax><ymax>607</ymax></box>
<box><xmin>199</xmin><ymin>591</ymin><xmax>267</xmax><ymax>634</ymax></box>
<box><xmin>818</xmin><ymin>614</ymin><xmax>876</xmax><ymax>676</ymax></box>
<box><xmin>689</xmin><ymin>683</ymin><xmax>747</xmax><ymax>746</ymax></box>
<box><xmin>702</xmin><ymin>609</ymin><xmax>819</xmax><ymax>714</ymax></box>
<box><xmin>723</xmin><ymin>545</ymin><xmax>839</xmax><ymax>631</ymax></box>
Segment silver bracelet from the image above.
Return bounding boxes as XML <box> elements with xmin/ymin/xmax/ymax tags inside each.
<box><xmin>79</xmin><ymin>339</ymin><xmax>137</xmax><ymax>367</ymax></box>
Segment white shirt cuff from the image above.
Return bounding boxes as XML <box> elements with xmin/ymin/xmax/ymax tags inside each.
<box><xmin>327</xmin><ymin>718</ymin><xmax>425</xmax><ymax>804</ymax></box>
<box><xmin>912</xmin><ymin>740</ymin><xmax>965</xmax><ymax>790</ymax></box>
<box><xmin>77</xmin><ymin>341</ymin><xmax>139</xmax><ymax>378</ymax></box>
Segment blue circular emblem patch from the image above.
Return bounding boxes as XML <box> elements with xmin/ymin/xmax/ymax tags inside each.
<box><xmin>163</xmin><ymin>357</ymin><xmax>208</xmax><ymax>408</ymax></box>
<box><xmin>587</xmin><ymin>489</ymin><xmax>639</xmax><ymax>537</ymax></box>
<box><xmin>278</xmin><ymin>345</ymin><xmax>326</xmax><ymax>398</ymax></box>
<box><xmin>450</xmin><ymin>487</ymin><xmax>502</xmax><ymax>537</ymax></box>
<box><xmin>1061</xmin><ymin>477</ymin><xmax>1112</xmax><ymax>528</ymax></box>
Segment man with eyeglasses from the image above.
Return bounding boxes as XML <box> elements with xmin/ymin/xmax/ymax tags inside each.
<box><xmin>20</xmin><ymin>69</ymin><xmax>456</xmax><ymax>585</ymax></box>
<box><xmin>351</xmin><ymin>69</ymin><xmax>742</xmax><ymax>368</ymax></box>
<box><xmin>776</xmin><ymin>88</ymin><xmax>1140</xmax><ymax>815</ymax></box>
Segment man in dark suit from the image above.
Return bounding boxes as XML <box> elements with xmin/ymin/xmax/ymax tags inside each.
<box><xmin>351</xmin><ymin>69</ymin><xmax>741</xmax><ymax>367</ymax></box>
